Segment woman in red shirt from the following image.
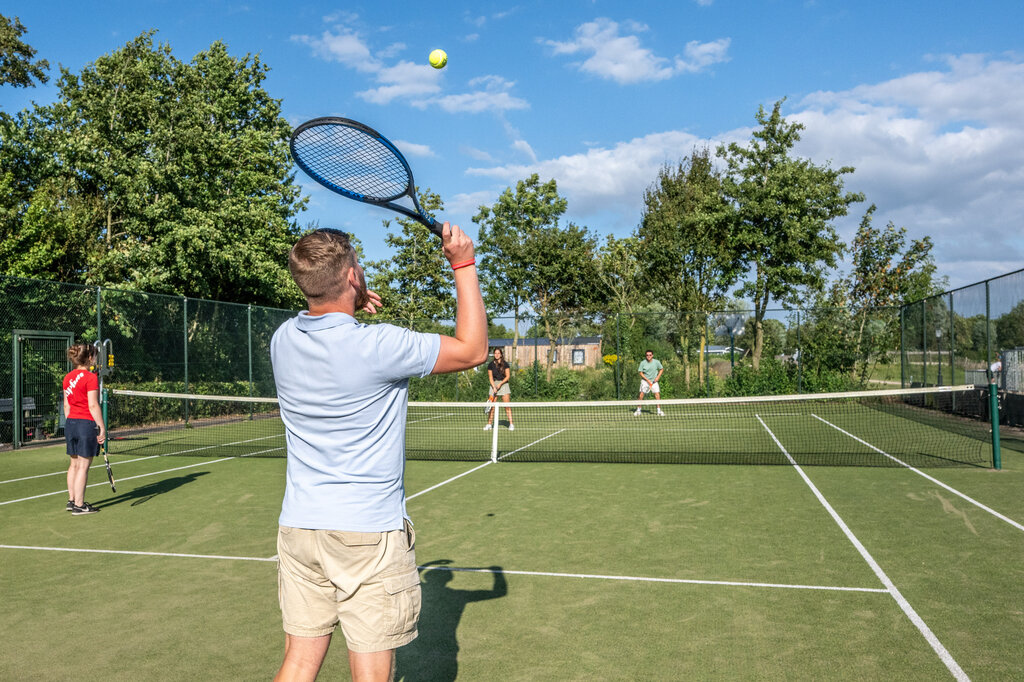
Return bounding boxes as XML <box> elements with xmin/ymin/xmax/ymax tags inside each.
<box><xmin>62</xmin><ymin>343</ymin><xmax>106</xmax><ymax>515</ymax></box>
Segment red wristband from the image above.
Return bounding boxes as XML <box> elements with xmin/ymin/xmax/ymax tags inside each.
<box><xmin>451</xmin><ymin>259</ymin><xmax>476</xmax><ymax>271</ymax></box>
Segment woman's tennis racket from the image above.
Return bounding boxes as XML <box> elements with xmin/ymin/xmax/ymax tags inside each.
<box><xmin>290</xmin><ymin>117</ymin><xmax>443</xmax><ymax>237</ymax></box>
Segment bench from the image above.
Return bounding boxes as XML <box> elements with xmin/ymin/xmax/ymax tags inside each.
<box><xmin>0</xmin><ymin>397</ymin><xmax>46</xmax><ymax>443</ymax></box>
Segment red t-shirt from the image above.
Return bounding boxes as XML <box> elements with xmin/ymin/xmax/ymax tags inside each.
<box><xmin>63</xmin><ymin>369</ymin><xmax>99</xmax><ymax>420</ymax></box>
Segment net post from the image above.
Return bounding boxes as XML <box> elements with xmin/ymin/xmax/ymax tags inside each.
<box><xmin>490</xmin><ymin>402</ymin><xmax>499</xmax><ymax>463</ymax></box>
<box><xmin>989</xmin><ymin>377</ymin><xmax>1001</xmax><ymax>470</ymax></box>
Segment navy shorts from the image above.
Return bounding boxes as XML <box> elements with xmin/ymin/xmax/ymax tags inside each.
<box><xmin>65</xmin><ymin>418</ymin><xmax>99</xmax><ymax>458</ymax></box>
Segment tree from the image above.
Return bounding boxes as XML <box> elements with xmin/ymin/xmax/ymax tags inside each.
<box><xmin>366</xmin><ymin>189</ymin><xmax>454</xmax><ymax>327</ymax></box>
<box><xmin>718</xmin><ymin>99</ymin><xmax>863</xmax><ymax>369</ymax></box>
<box><xmin>0</xmin><ymin>32</ymin><xmax>306</xmax><ymax>307</ymax></box>
<box><xmin>0</xmin><ymin>14</ymin><xmax>49</xmax><ymax>89</ymax></box>
<box><xmin>637</xmin><ymin>147</ymin><xmax>742</xmax><ymax>384</ymax></box>
<box><xmin>524</xmin><ymin>220</ymin><xmax>605</xmax><ymax>380</ymax></box>
<box><xmin>845</xmin><ymin>204</ymin><xmax>937</xmax><ymax>381</ymax></box>
<box><xmin>475</xmin><ymin>174</ymin><xmax>567</xmax><ymax>367</ymax></box>
<box><xmin>995</xmin><ymin>301</ymin><xmax>1024</xmax><ymax>349</ymax></box>
<box><xmin>596</xmin><ymin>234</ymin><xmax>644</xmax><ymax>316</ymax></box>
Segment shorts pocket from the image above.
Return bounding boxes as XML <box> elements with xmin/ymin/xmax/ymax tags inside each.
<box><xmin>327</xmin><ymin>531</ymin><xmax>382</xmax><ymax>547</ymax></box>
<box><xmin>382</xmin><ymin>568</ymin><xmax>422</xmax><ymax>637</ymax></box>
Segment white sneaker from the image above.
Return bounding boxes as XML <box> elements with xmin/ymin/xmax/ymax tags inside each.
<box><xmin>483</xmin><ymin>424</ymin><xmax>492</xmax><ymax>430</ymax></box>
<box><xmin>509</xmin><ymin>423</ymin><xmax>515</xmax><ymax>431</ymax></box>
<box><xmin>634</xmin><ymin>408</ymin><xmax>641</xmax><ymax>416</ymax></box>
<box><xmin>657</xmin><ymin>410</ymin><xmax>665</xmax><ymax>416</ymax></box>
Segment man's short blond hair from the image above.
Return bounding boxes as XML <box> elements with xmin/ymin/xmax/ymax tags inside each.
<box><xmin>288</xmin><ymin>229</ymin><xmax>358</xmax><ymax>304</ymax></box>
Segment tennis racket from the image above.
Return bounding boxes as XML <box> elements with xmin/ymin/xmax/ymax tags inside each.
<box><xmin>102</xmin><ymin>446</ymin><xmax>116</xmax><ymax>492</ymax></box>
<box><xmin>485</xmin><ymin>393</ymin><xmax>496</xmax><ymax>415</ymax></box>
<box><xmin>290</xmin><ymin>117</ymin><xmax>443</xmax><ymax>237</ymax></box>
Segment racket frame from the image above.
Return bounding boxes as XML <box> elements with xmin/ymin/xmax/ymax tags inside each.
<box><xmin>290</xmin><ymin>117</ymin><xmax>444</xmax><ymax>237</ymax></box>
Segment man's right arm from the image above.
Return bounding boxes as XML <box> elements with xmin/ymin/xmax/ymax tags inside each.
<box><xmin>432</xmin><ymin>222</ymin><xmax>488</xmax><ymax>374</ymax></box>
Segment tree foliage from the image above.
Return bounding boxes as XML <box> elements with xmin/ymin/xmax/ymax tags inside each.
<box><xmin>475</xmin><ymin>174</ymin><xmax>604</xmax><ymax>378</ymax></box>
<box><xmin>844</xmin><ymin>204</ymin><xmax>937</xmax><ymax>380</ymax></box>
<box><xmin>0</xmin><ymin>14</ymin><xmax>49</xmax><ymax>89</ymax></box>
<box><xmin>0</xmin><ymin>32</ymin><xmax>305</xmax><ymax>306</ymax></box>
<box><xmin>366</xmin><ymin>189</ymin><xmax>455</xmax><ymax>327</ymax></box>
<box><xmin>718</xmin><ymin>99</ymin><xmax>864</xmax><ymax>369</ymax></box>
<box><xmin>475</xmin><ymin>174</ymin><xmax>569</xmax><ymax>362</ymax></box>
<box><xmin>638</xmin><ymin>147</ymin><xmax>741</xmax><ymax>383</ymax></box>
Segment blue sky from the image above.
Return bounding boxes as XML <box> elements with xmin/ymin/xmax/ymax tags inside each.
<box><xmin>2</xmin><ymin>0</ymin><xmax>1023</xmax><ymax>291</ymax></box>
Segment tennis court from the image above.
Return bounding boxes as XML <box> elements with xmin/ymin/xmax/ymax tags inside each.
<box><xmin>2</xmin><ymin>388</ymin><xmax>1023</xmax><ymax>680</ymax></box>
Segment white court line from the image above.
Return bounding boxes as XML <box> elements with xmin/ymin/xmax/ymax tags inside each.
<box><xmin>405</xmin><ymin>429</ymin><xmax>568</xmax><ymax>501</ymax></box>
<box><xmin>497</xmin><ymin>429</ymin><xmax>567</xmax><ymax>461</ymax></box>
<box><xmin>757</xmin><ymin>415</ymin><xmax>969</xmax><ymax>682</ymax></box>
<box><xmin>0</xmin><ymin>544</ymin><xmax>277</xmax><ymax>562</ymax></box>
<box><xmin>812</xmin><ymin>413</ymin><xmax>1024</xmax><ymax>533</ymax></box>
<box><xmin>420</xmin><ymin>565</ymin><xmax>887</xmax><ymax>593</ymax></box>
<box><xmin>0</xmin><ymin>544</ymin><xmax>885</xmax><ymax>594</ymax></box>
<box><xmin>0</xmin><ymin>433</ymin><xmax>285</xmax><ymax>487</ymax></box>
<box><xmin>0</xmin><ymin>453</ymin><xmax>166</xmax><ymax>485</ymax></box>
<box><xmin>0</xmin><ymin>457</ymin><xmax>236</xmax><ymax>506</ymax></box>
<box><xmin>407</xmin><ymin>412</ymin><xmax>456</xmax><ymax>424</ymax></box>
<box><xmin>405</xmin><ymin>461</ymin><xmax>494</xmax><ymax>501</ymax></box>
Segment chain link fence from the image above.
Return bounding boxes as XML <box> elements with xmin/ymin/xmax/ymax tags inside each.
<box><xmin>4</xmin><ymin>271</ymin><xmax>913</xmax><ymax>447</ymax></box>
<box><xmin>901</xmin><ymin>267</ymin><xmax>1024</xmax><ymax>392</ymax></box>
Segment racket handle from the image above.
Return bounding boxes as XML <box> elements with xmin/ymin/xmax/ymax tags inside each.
<box><xmin>424</xmin><ymin>217</ymin><xmax>445</xmax><ymax>238</ymax></box>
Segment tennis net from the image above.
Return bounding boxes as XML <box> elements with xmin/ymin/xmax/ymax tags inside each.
<box><xmin>104</xmin><ymin>385</ymin><xmax>995</xmax><ymax>467</ymax></box>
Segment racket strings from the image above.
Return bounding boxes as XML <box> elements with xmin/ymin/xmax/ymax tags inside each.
<box><xmin>293</xmin><ymin>125</ymin><xmax>411</xmax><ymax>200</ymax></box>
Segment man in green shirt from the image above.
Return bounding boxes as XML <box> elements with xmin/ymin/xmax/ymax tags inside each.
<box><xmin>635</xmin><ymin>350</ymin><xmax>665</xmax><ymax>416</ymax></box>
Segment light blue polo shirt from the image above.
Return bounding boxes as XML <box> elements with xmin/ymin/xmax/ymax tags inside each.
<box><xmin>271</xmin><ymin>311</ymin><xmax>440</xmax><ymax>532</ymax></box>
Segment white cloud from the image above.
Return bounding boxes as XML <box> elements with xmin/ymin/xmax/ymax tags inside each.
<box><xmin>544</xmin><ymin>18</ymin><xmax>729</xmax><ymax>84</ymax></box>
<box><xmin>512</xmin><ymin>139</ymin><xmax>537</xmax><ymax>163</ymax></box>
<box><xmin>447</xmin><ymin>190</ymin><xmax>497</xmax><ymax>219</ymax></box>
<box><xmin>357</xmin><ymin>61</ymin><xmax>443</xmax><ymax>104</ymax></box>
<box><xmin>413</xmin><ymin>75</ymin><xmax>529</xmax><ymax>114</ymax></box>
<box><xmin>292</xmin><ymin>29</ymin><xmax>380</xmax><ymax>73</ymax></box>
<box><xmin>460</xmin><ymin>53</ymin><xmax>1024</xmax><ymax>285</ymax></box>
<box><xmin>392</xmin><ymin>140</ymin><xmax>435</xmax><ymax>158</ymax></box>
<box><xmin>467</xmin><ymin>130</ymin><xmax>712</xmax><ymax>215</ymax></box>
<box><xmin>791</xmin><ymin>54</ymin><xmax>1024</xmax><ymax>278</ymax></box>
<box><xmin>294</xmin><ymin>26</ymin><xmax>527</xmax><ymax>113</ymax></box>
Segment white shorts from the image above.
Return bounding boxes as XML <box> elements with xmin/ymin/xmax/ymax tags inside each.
<box><xmin>640</xmin><ymin>381</ymin><xmax>660</xmax><ymax>394</ymax></box>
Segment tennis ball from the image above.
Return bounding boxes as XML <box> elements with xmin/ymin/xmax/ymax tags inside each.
<box><xmin>429</xmin><ymin>49</ymin><xmax>448</xmax><ymax>69</ymax></box>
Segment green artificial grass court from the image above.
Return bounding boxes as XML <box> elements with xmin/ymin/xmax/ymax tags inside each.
<box><xmin>2</xmin><ymin>437</ymin><xmax>1023</xmax><ymax>680</ymax></box>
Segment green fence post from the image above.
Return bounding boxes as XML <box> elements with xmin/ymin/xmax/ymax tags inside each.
<box><xmin>989</xmin><ymin>377</ymin><xmax>1001</xmax><ymax>470</ymax></box>
<box><xmin>183</xmin><ymin>297</ymin><xmax>189</xmax><ymax>424</ymax></box>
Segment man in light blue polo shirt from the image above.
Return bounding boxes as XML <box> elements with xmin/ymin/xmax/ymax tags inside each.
<box><xmin>271</xmin><ymin>225</ymin><xmax>487</xmax><ymax>682</ymax></box>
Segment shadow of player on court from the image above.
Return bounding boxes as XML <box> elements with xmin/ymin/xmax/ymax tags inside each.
<box><xmin>397</xmin><ymin>560</ymin><xmax>507</xmax><ymax>682</ymax></box>
<box><xmin>92</xmin><ymin>471</ymin><xmax>210</xmax><ymax>508</ymax></box>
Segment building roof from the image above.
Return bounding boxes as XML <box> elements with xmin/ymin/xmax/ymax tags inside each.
<box><xmin>489</xmin><ymin>336</ymin><xmax>602</xmax><ymax>348</ymax></box>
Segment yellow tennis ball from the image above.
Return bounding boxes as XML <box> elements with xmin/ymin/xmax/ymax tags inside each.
<box><xmin>429</xmin><ymin>49</ymin><xmax>448</xmax><ymax>69</ymax></box>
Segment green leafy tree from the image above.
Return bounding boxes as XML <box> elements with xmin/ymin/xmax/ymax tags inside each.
<box><xmin>524</xmin><ymin>220</ymin><xmax>605</xmax><ymax>380</ymax></box>
<box><xmin>995</xmin><ymin>301</ymin><xmax>1024</xmax><ymax>349</ymax></box>
<box><xmin>366</xmin><ymin>189</ymin><xmax>454</xmax><ymax>327</ymax></box>
<box><xmin>0</xmin><ymin>32</ymin><xmax>305</xmax><ymax>307</ymax></box>
<box><xmin>844</xmin><ymin>204</ymin><xmax>937</xmax><ymax>381</ymax></box>
<box><xmin>0</xmin><ymin>14</ymin><xmax>49</xmax><ymax>89</ymax></box>
<box><xmin>718</xmin><ymin>99</ymin><xmax>864</xmax><ymax>369</ymax></box>
<box><xmin>596</xmin><ymin>234</ymin><xmax>644</xmax><ymax>316</ymax></box>
<box><xmin>638</xmin><ymin>147</ymin><xmax>742</xmax><ymax>384</ymax></box>
<box><xmin>475</xmin><ymin>174</ymin><xmax>568</xmax><ymax>367</ymax></box>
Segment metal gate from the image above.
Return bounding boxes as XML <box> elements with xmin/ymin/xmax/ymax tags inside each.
<box><xmin>8</xmin><ymin>330</ymin><xmax>75</xmax><ymax>449</ymax></box>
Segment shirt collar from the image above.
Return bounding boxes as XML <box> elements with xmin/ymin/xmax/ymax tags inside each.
<box><xmin>295</xmin><ymin>311</ymin><xmax>356</xmax><ymax>331</ymax></box>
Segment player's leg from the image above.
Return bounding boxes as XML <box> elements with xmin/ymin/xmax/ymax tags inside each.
<box><xmin>502</xmin><ymin>393</ymin><xmax>513</xmax><ymax>429</ymax></box>
<box><xmin>275</xmin><ymin>633</ymin><xmax>332</xmax><ymax>682</ymax></box>
<box><xmin>69</xmin><ymin>455</ymin><xmax>90</xmax><ymax>506</ymax></box>
<box><xmin>348</xmin><ymin>649</ymin><xmax>395</xmax><ymax>682</ymax></box>
<box><xmin>655</xmin><ymin>391</ymin><xmax>664</xmax><ymax>416</ymax></box>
